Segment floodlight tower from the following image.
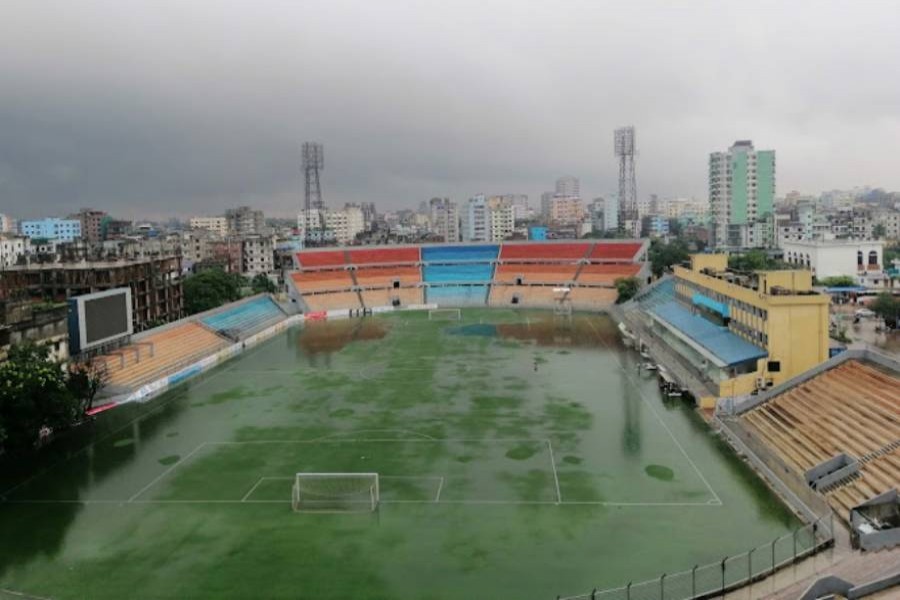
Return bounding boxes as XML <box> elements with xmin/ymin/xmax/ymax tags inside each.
<box><xmin>302</xmin><ymin>142</ymin><xmax>325</xmax><ymax>243</ymax></box>
<box><xmin>614</xmin><ymin>127</ymin><xmax>639</xmax><ymax>238</ymax></box>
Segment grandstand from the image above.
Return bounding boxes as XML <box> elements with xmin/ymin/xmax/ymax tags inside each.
<box><xmin>288</xmin><ymin>241</ymin><xmax>649</xmax><ymax>313</ymax></box>
<box><xmin>201</xmin><ymin>295</ymin><xmax>286</xmax><ymax>341</ymax></box>
<box><xmin>98</xmin><ymin>322</ymin><xmax>230</xmax><ymax>390</ymax></box>
<box><xmin>737</xmin><ymin>354</ymin><xmax>900</xmax><ymax>521</ymax></box>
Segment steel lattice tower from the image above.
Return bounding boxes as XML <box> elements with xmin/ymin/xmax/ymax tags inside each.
<box><xmin>614</xmin><ymin>127</ymin><xmax>638</xmax><ymax>238</ymax></box>
<box><xmin>302</xmin><ymin>142</ymin><xmax>325</xmax><ymax>243</ymax></box>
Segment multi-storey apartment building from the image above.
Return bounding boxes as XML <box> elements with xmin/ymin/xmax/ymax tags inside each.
<box><xmin>709</xmin><ymin>140</ymin><xmax>776</xmax><ymax>249</ymax></box>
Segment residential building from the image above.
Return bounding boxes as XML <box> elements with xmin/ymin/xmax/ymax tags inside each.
<box><xmin>189</xmin><ymin>216</ymin><xmax>229</xmax><ymax>237</ymax></box>
<box><xmin>0</xmin><ymin>235</ymin><xmax>30</xmax><ymax>268</ymax></box>
<box><xmin>241</xmin><ymin>235</ymin><xmax>274</xmax><ymax>276</ymax></box>
<box><xmin>0</xmin><ymin>256</ymin><xmax>184</xmax><ymax>331</ymax></box>
<box><xmin>0</xmin><ymin>301</ymin><xmax>69</xmax><ymax>363</ymax></box>
<box><xmin>0</xmin><ymin>214</ymin><xmax>14</xmax><ymax>233</ymax></box>
<box><xmin>19</xmin><ymin>218</ymin><xmax>82</xmax><ymax>242</ymax></box>
<box><xmin>71</xmin><ymin>208</ymin><xmax>107</xmax><ymax>243</ymax></box>
<box><xmin>545</xmin><ymin>196</ymin><xmax>585</xmax><ymax>225</ymax></box>
<box><xmin>429</xmin><ymin>197</ymin><xmax>459</xmax><ymax>243</ymax></box>
<box><xmin>782</xmin><ymin>239</ymin><xmax>884</xmax><ymax>285</ymax></box>
<box><xmin>665</xmin><ymin>197</ymin><xmax>709</xmax><ymax>221</ymax></box>
<box><xmin>497</xmin><ymin>194</ymin><xmax>532</xmax><ymax>222</ymax></box>
<box><xmin>555</xmin><ymin>176</ymin><xmax>580</xmax><ymax>198</ymax></box>
<box><xmin>709</xmin><ymin>140</ymin><xmax>776</xmax><ymax>250</ymax></box>
<box><xmin>461</xmin><ymin>195</ymin><xmax>514</xmax><ymax>243</ymax></box>
<box><xmin>297</xmin><ymin>207</ymin><xmax>365</xmax><ymax>245</ymax></box>
<box><xmin>225</xmin><ymin>206</ymin><xmax>265</xmax><ymax>236</ymax></box>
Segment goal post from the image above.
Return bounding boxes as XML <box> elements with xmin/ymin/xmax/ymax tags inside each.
<box><xmin>292</xmin><ymin>472</ymin><xmax>379</xmax><ymax>513</ymax></box>
<box><xmin>428</xmin><ymin>308</ymin><xmax>461</xmax><ymax>321</ymax></box>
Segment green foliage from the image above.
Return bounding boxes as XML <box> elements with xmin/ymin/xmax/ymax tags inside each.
<box><xmin>818</xmin><ymin>275</ymin><xmax>857</xmax><ymax>288</ymax></box>
<box><xmin>184</xmin><ymin>268</ymin><xmax>245</xmax><ymax>315</ymax></box>
<box><xmin>251</xmin><ymin>273</ymin><xmax>277</xmax><ymax>295</ymax></box>
<box><xmin>0</xmin><ymin>344</ymin><xmax>81</xmax><ymax>453</ymax></box>
<box><xmin>67</xmin><ymin>359</ymin><xmax>108</xmax><ymax>416</ymax></box>
<box><xmin>614</xmin><ymin>276</ymin><xmax>640</xmax><ymax>304</ymax></box>
<box><xmin>885</xmin><ymin>244</ymin><xmax>900</xmax><ymax>267</ymax></box>
<box><xmin>727</xmin><ymin>250</ymin><xmax>789</xmax><ymax>271</ymax></box>
<box><xmin>871</xmin><ymin>293</ymin><xmax>900</xmax><ymax>327</ymax></box>
<box><xmin>873</xmin><ymin>223</ymin><xmax>887</xmax><ymax>239</ymax></box>
<box><xmin>648</xmin><ymin>238</ymin><xmax>690</xmax><ymax>277</ymax></box>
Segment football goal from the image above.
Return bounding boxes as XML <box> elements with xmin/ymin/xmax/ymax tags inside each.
<box><xmin>291</xmin><ymin>473</ymin><xmax>380</xmax><ymax>513</ymax></box>
<box><xmin>428</xmin><ymin>308</ymin><xmax>461</xmax><ymax>321</ymax></box>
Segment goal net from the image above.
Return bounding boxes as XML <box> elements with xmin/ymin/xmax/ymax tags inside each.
<box><xmin>292</xmin><ymin>473</ymin><xmax>379</xmax><ymax>513</ymax></box>
<box><xmin>428</xmin><ymin>308</ymin><xmax>461</xmax><ymax>321</ymax></box>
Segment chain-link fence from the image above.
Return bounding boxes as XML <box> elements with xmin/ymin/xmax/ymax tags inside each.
<box><xmin>557</xmin><ymin>515</ymin><xmax>833</xmax><ymax>600</ymax></box>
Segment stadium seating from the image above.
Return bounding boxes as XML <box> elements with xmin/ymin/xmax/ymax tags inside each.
<box><xmin>588</xmin><ymin>242</ymin><xmax>644</xmax><ymax>262</ymax></box>
<box><xmin>99</xmin><ymin>322</ymin><xmax>229</xmax><ymax>390</ymax></box>
<box><xmin>302</xmin><ymin>292</ymin><xmax>362</xmax><ymax>312</ymax></box>
<box><xmin>494</xmin><ymin>263</ymin><xmax>579</xmax><ymax>284</ymax></box>
<box><xmin>291</xmin><ymin>270</ymin><xmax>355</xmax><ymax>292</ymax></box>
<box><xmin>360</xmin><ymin>287</ymin><xmax>424</xmax><ymax>308</ymax></box>
<box><xmin>741</xmin><ymin>360</ymin><xmax>900</xmax><ymax>518</ymax></box>
<box><xmin>568</xmin><ymin>288</ymin><xmax>618</xmax><ymax>309</ymax></box>
<box><xmin>423</xmin><ymin>263</ymin><xmax>493</xmax><ymax>283</ymax></box>
<box><xmin>354</xmin><ymin>266</ymin><xmax>421</xmax><ymax>287</ymax></box>
<box><xmin>347</xmin><ymin>247</ymin><xmax>419</xmax><ymax>265</ymax></box>
<box><xmin>426</xmin><ymin>285</ymin><xmax>489</xmax><ymax>306</ymax></box>
<box><xmin>421</xmin><ymin>245</ymin><xmax>499</xmax><ymax>262</ymax></box>
<box><xmin>201</xmin><ymin>296</ymin><xmax>285</xmax><ymax>340</ymax></box>
<box><xmin>295</xmin><ymin>250</ymin><xmax>346</xmax><ymax>268</ymax></box>
<box><xmin>499</xmin><ymin>243</ymin><xmax>591</xmax><ymax>261</ymax></box>
<box><xmin>489</xmin><ymin>285</ymin><xmax>562</xmax><ymax>308</ymax></box>
<box><xmin>576</xmin><ymin>263</ymin><xmax>641</xmax><ymax>285</ymax></box>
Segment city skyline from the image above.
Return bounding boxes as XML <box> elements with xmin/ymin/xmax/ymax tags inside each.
<box><xmin>3</xmin><ymin>2</ymin><xmax>900</xmax><ymax>220</ymax></box>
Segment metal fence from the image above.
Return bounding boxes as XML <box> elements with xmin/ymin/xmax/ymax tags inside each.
<box><xmin>557</xmin><ymin>514</ymin><xmax>834</xmax><ymax>600</ymax></box>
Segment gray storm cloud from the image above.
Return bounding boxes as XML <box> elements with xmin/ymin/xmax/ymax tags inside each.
<box><xmin>1</xmin><ymin>0</ymin><xmax>899</xmax><ymax>219</ymax></box>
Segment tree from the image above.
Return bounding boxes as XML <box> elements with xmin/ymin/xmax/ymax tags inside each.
<box><xmin>251</xmin><ymin>273</ymin><xmax>277</xmax><ymax>295</ymax></box>
<box><xmin>648</xmin><ymin>239</ymin><xmax>690</xmax><ymax>278</ymax></box>
<box><xmin>871</xmin><ymin>293</ymin><xmax>900</xmax><ymax>328</ymax></box>
<box><xmin>0</xmin><ymin>344</ymin><xmax>80</xmax><ymax>453</ymax></box>
<box><xmin>67</xmin><ymin>359</ymin><xmax>108</xmax><ymax>416</ymax></box>
<box><xmin>614</xmin><ymin>276</ymin><xmax>640</xmax><ymax>304</ymax></box>
<box><xmin>727</xmin><ymin>250</ymin><xmax>789</xmax><ymax>272</ymax></box>
<box><xmin>818</xmin><ymin>275</ymin><xmax>857</xmax><ymax>288</ymax></box>
<box><xmin>183</xmin><ymin>268</ymin><xmax>244</xmax><ymax>315</ymax></box>
<box><xmin>873</xmin><ymin>223</ymin><xmax>887</xmax><ymax>239</ymax></box>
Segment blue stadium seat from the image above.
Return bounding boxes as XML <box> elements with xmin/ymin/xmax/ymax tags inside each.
<box><xmin>201</xmin><ymin>296</ymin><xmax>286</xmax><ymax>339</ymax></box>
<box><xmin>421</xmin><ymin>245</ymin><xmax>499</xmax><ymax>262</ymax></box>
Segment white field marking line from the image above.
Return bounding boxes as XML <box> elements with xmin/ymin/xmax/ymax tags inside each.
<box><xmin>241</xmin><ymin>477</ymin><xmax>267</xmax><ymax>502</ymax></box>
<box><xmin>128</xmin><ymin>443</ymin><xmax>207</xmax><ymax>502</ymax></box>
<box><xmin>546</xmin><ymin>439</ymin><xmax>562</xmax><ymax>504</ymax></box>
<box><xmin>587</xmin><ymin>319</ymin><xmax>723</xmax><ymax>506</ymax></box>
<box><xmin>434</xmin><ymin>477</ymin><xmax>445</xmax><ymax>502</ymax></box>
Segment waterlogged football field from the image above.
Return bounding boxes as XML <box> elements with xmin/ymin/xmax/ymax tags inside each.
<box><xmin>0</xmin><ymin>309</ymin><xmax>798</xmax><ymax>599</ymax></box>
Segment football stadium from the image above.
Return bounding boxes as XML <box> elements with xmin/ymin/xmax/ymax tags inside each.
<box><xmin>1</xmin><ymin>241</ymin><xmax>898</xmax><ymax>600</ymax></box>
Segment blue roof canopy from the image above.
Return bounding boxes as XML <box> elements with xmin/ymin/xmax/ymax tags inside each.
<box><xmin>650</xmin><ymin>300</ymin><xmax>768</xmax><ymax>367</ymax></box>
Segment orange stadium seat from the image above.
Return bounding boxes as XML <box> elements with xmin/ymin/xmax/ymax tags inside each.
<box><xmin>347</xmin><ymin>247</ymin><xmax>420</xmax><ymax>265</ymax></box>
<box><xmin>291</xmin><ymin>270</ymin><xmax>354</xmax><ymax>292</ymax></box>
<box><xmin>295</xmin><ymin>250</ymin><xmax>347</xmax><ymax>268</ymax></box>
<box><xmin>354</xmin><ymin>266</ymin><xmax>421</xmax><ymax>287</ymax></box>
<box><xmin>499</xmin><ymin>243</ymin><xmax>591</xmax><ymax>261</ymax></box>
<box><xmin>588</xmin><ymin>242</ymin><xmax>643</xmax><ymax>261</ymax></box>
<box><xmin>568</xmin><ymin>287</ymin><xmax>617</xmax><ymax>309</ymax></box>
<box><xmin>576</xmin><ymin>264</ymin><xmax>641</xmax><ymax>285</ymax></box>
<box><xmin>302</xmin><ymin>292</ymin><xmax>362</xmax><ymax>312</ymax></box>
<box><xmin>494</xmin><ymin>264</ymin><xmax>578</xmax><ymax>284</ymax></box>
<box><xmin>98</xmin><ymin>322</ymin><xmax>229</xmax><ymax>390</ymax></box>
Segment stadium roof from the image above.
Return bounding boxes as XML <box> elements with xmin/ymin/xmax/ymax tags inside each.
<box><xmin>650</xmin><ymin>300</ymin><xmax>768</xmax><ymax>367</ymax></box>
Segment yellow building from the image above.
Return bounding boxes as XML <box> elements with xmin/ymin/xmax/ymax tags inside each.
<box><xmin>636</xmin><ymin>254</ymin><xmax>830</xmax><ymax>406</ymax></box>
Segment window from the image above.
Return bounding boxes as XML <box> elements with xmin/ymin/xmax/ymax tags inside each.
<box><xmin>767</xmin><ymin>360</ymin><xmax>781</xmax><ymax>373</ymax></box>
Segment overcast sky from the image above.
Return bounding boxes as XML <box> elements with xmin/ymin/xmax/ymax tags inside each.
<box><xmin>2</xmin><ymin>1</ymin><xmax>900</xmax><ymax>220</ymax></box>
